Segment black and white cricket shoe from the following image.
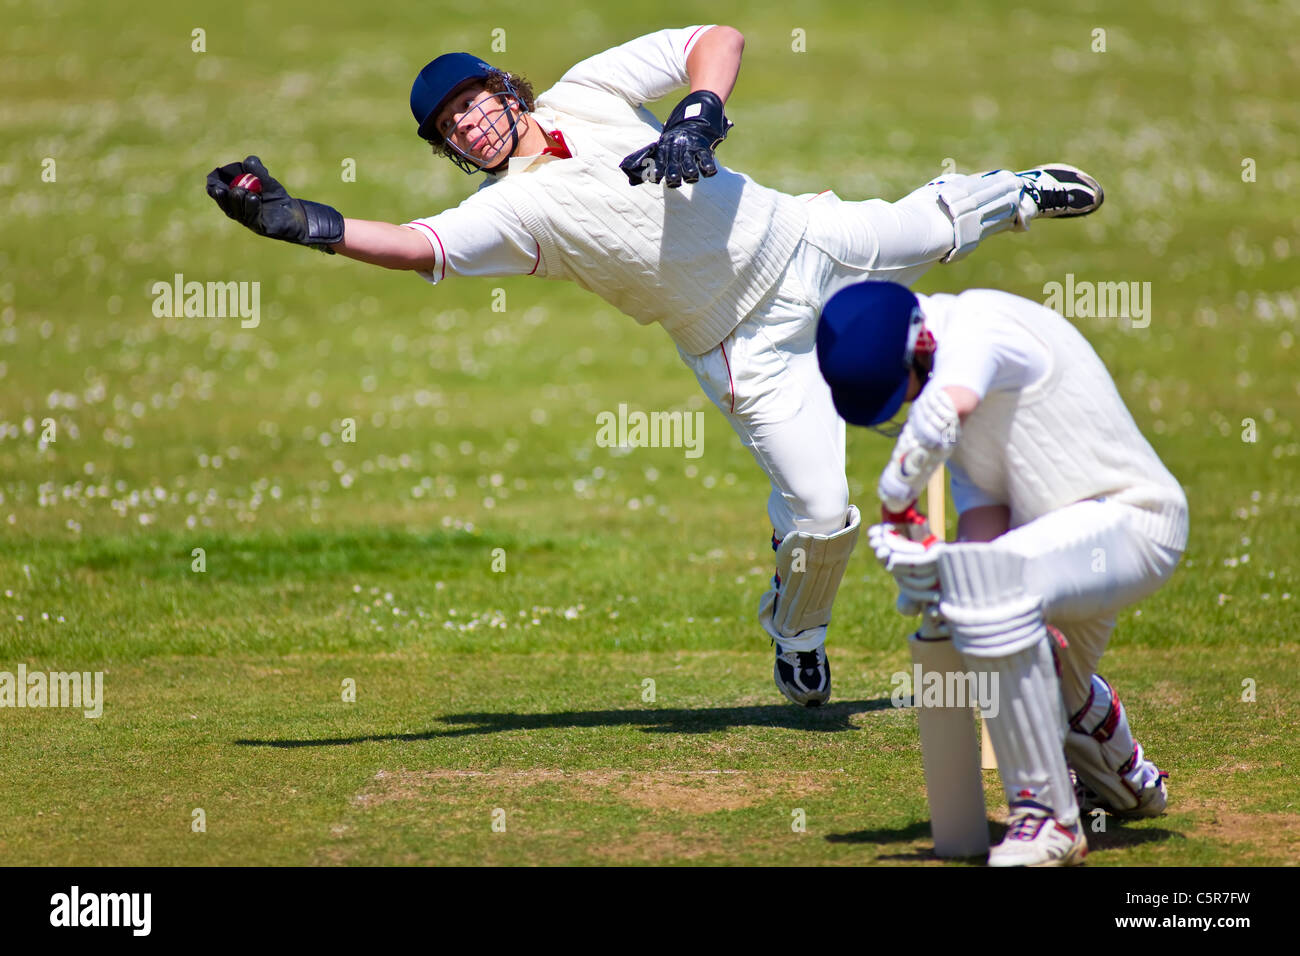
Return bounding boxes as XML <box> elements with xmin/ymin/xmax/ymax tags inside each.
<box><xmin>774</xmin><ymin>643</ymin><xmax>831</xmax><ymax>707</ymax></box>
<box><xmin>1016</xmin><ymin>164</ymin><xmax>1105</xmax><ymax>219</ymax></box>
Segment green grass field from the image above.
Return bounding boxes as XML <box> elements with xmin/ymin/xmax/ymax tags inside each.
<box><xmin>2</xmin><ymin>0</ymin><xmax>1298</xmax><ymax>865</ymax></box>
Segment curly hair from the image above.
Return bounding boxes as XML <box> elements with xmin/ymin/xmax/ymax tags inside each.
<box><xmin>430</xmin><ymin>71</ymin><xmax>536</xmax><ymax>165</ymax></box>
<box><xmin>486</xmin><ymin>71</ymin><xmax>535</xmax><ymax>111</ymax></box>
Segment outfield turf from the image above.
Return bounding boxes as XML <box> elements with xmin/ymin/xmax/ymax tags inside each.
<box><xmin>2</xmin><ymin>0</ymin><xmax>1298</xmax><ymax>865</ymax></box>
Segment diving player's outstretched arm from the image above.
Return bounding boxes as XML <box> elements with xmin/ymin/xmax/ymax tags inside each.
<box><xmin>332</xmin><ymin>219</ymin><xmax>437</xmax><ymax>271</ymax></box>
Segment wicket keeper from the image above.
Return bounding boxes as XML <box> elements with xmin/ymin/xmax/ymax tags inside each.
<box><xmin>207</xmin><ymin>25</ymin><xmax>1105</xmax><ymax>709</ymax></box>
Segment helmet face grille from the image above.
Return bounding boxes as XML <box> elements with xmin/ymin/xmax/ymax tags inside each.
<box><xmin>434</xmin><ymin>85</ymin><xmax>524</xmax><ymax>175</ymax></box>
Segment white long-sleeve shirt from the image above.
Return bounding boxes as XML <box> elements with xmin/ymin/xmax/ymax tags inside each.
<box><xmin>401</xmin><ymin>26</ymin><xmax>811</xmax><ymax>355</ymax></box>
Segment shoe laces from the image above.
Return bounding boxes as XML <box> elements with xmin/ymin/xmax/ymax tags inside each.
<box><xmin>1007</xmin><ymin>810</ymin><xmax>1048</xmax><ymax>841</ymax></box>
<box><xmin>1026</xmin><ymin>182</ymin><xmax>1070</xmax><ymax>212</ymax></box>
<box><xmin>793</xmin><ymin>651</ymin><xmax>826</xmax><ymax>678</ymax></box>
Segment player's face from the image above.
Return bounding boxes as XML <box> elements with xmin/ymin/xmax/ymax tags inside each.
<box><xmin>436</xmin><ymin>84</ymin><xmax>521</xmax><ymax>168</ymax></box>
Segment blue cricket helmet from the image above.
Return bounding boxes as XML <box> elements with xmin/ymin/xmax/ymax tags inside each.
<box><xmin>411</xmin><ymin>52</ymin><xmax>498</xmax><ymax>142</ymax></box>
<box><xmin>816</xmin><ymin>281</ymin><xmax>923</xmax><ymax>427</ymax></box>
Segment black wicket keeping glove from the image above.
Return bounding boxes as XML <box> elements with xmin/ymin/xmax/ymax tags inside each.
<box><xmin>619</xmin><ymin>90</ymin><xmax>732</xmax><ymax>188</ymax></box>
<box><xmin>205</xmin><ymin>155</ymin><xmax>344</xmax><ymax>253</ymax></box>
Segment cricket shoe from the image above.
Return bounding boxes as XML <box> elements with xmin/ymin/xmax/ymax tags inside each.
<box><xmin>1016</xmin><ymin>164</ymin><xmax>1104</xmax><ymax>221</ymax></box>
<box><xmin>988</xmin><ymin>800</ymin><xmax>1088</xmax><ymax>867</ymax></box>
<box><xmin>774</xmin><ymin>643</ymin><xmax>831</xmax><ymax>707</ymax></box>
<box><xmin>1074</xmin><ymin>767</ymin><xmax>1169</xmax><ymax>819</ymax></box>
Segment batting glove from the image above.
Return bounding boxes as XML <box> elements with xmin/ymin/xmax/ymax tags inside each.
<box><xmin>880</xmin><ymin>503</ymin><xmax>939</xmax><ymax>545</ymax></box>
<box><xmin>877</xmin><ymin>503</ymin><xmax>938</xmax><ymax>613</ymax></box>
<box><xmin>867</xmin><ymin>521</ymin><xmax>943</xmax><ymax>616</ymax></box>
<box><xmin>206</xmin><ymin>155</ymin><xmax>344</xmax><ymax>253</ymax></box>
<box><xmin>620</xmin><ymin>90</ymin><xmax>731</xmax><ymax>188</ymax></box>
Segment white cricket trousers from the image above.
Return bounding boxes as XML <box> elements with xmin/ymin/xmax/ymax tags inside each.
<box><xmin>996</xmin><ymin>498</ymin><xmax>1186</xmax><ymax>715</ymax></box>
<box><xmin>679</xmin><ymin>176</ymin><xmax>1011</xmax><ymax>538</ymax></box>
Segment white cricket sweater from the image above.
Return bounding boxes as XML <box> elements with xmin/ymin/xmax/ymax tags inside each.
<box><xmin>925</xmin><ymin>290</ymin><xmax>1188</xmax><ymax>551</ymax></box>
<box><xmin>483</xmin><ymin>81</ymin><xmax>810</xmax><ymax>355</ymax></box>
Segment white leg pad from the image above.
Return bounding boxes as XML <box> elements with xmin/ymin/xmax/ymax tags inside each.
<box><xmin>938</xmin><ymin>544</ymin><xmax>1078</xmax><ymax>825</ymax></box>
<box><xmin>961</xmin><ymin>638</ymin><xmax>1079</xmax><ymax>826</ymax></box>
<box><xmin>909</xmin><ymin>631</ymin><xmax>990</xmax><ymax>857</ymax></box>
<box><xmin>932</xmin><ymin>169</ymin><xmax>1023</xmax><ymax>263</ymax></box>
<box><xmin>1065</xmin><ymin>674</ymin><xmax>1161</xmax><ymax>811</ymax></box>
<box><xmin>757</xmin><ymin>505</ymin><xmax>861</xmax><ymax>651</ymax></box>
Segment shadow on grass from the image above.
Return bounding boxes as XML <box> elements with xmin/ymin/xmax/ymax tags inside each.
<box><xmin>235</xmin><ymin>697</ymin><xmax>896</xmax><ymax>747</ymax></box>
<box><xmin>1086</xmin><ymin>822</ymin><xmax>1183</xmax><ymax>852</ymax></box>
<box><xmin>826</xmin><ymin>820</ymin><xmax>985</xmax><ymax>864</ymax></box>
<box><xmin>826</xmin><ymin>820</ymin><xmax>934</xmax><ymax>847</ymax></box>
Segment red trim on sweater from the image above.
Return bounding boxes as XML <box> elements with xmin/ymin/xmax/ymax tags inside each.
<box><xmin>431</xmin><ymin>229</ymin><xmax>447</xmax><ymax>280</ymax></box>
<box><xmin>404</xmin><ymin>221</ymin><xmax>446</xmax><ymax>280</ymax></box>
<box><xmin>720</xmin><ymin>341</ymin><xmax>735</xmax><ymax>414</ymax></box>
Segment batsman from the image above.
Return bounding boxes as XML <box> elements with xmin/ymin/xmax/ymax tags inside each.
<box><xmin>817</xmin><ymin>281</ymin><xmax>1188</xmax><ymax>866</ymax></box>
<box><xmin>206</xmin><ymin>24</ymin><xmax>1106</xmax><ymax>708</ymax></box>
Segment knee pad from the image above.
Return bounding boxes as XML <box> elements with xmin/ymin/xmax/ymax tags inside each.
<box><xmin>758</xmin><ymin>505</ymin><xmax>861</xmax><ymax>650</ymax></box>
<box><xmin>937</xmin><ymin>544</ymin><xmax>1042</xmax><ymax>658</ymax></box>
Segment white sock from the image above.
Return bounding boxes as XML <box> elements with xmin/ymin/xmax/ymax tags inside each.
<box><xmin>1016</xmin><ymin>180</ymin><xmax>1037</xmax><ymax>228</ymax></box>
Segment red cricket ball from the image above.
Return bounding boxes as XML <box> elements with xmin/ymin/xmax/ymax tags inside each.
<box><xmin>231</xmin><ymin>172</ymin><xmax>262</xmax><ymax>194</ymax></box>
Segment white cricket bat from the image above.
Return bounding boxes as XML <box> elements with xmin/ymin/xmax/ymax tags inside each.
<box><xmin>927</xmin><ymin>470</ymin><xmax>998</xmax><ymax>772</ymax></box>
<box><xmin>912</xmin><ymin>468</ymin><xmax>990</xmax><ymax>857</ymax></box>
